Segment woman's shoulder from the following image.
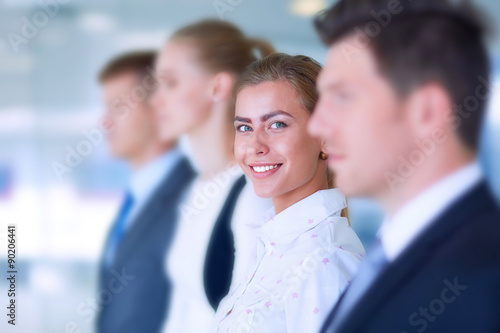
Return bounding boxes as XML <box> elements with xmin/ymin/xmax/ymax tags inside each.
<box><xmin>321</xmin><ymin>213</ymin><xmax>365</xmax><ymax>256</ymax></box>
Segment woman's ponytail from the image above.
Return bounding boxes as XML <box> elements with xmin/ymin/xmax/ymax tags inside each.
<box><xmin>247</xmin><ymin>38</ymin><xmax>275</xmax><ymax>60</ymax></box>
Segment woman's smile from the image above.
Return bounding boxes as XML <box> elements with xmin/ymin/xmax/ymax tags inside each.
<box><xmin>248</xmin><ymin>163</ymin><xmax>283</xmax><ymax>178</ymax></box>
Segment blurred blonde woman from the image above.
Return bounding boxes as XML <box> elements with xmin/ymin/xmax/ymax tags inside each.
<box><xmin>210</xmin><ymin>53</ymin><xmax>365</xmax><ymax>333</ymax></box>
<box><xmin>151</xmin><ymin>20</ymin><xmax>275</xmax><ymax>333</ymax></box>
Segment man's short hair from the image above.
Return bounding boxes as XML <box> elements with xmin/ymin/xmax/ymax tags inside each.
<box><xmin>99</xmin><ymin>50</ymin><xmax>157</xmax><ymax>83</ymax></box>
<box><xmin>315</xmin><ymin>0</ymin><xmax>491</xmax><ymax>150</ymax></box>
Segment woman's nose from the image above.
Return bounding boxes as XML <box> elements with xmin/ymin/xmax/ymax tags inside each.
<box><xmin>149</xmin><ymin>89</ymin><xmax>163</xmax><ymax>109</ymax></box>
<box><xmin>248</xmin><ymin>131</ymin><xmax>270</xmax><ymax>156</ymax></box>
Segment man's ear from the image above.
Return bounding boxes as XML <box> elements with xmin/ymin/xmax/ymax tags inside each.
<box><xmin>405</xmin><ymin>82</ymin><xmax>453</xmax><ymax>141</ymax></box>
<box><xmin>211</xmin><ymin>72</ymin><xmax>235</xmax><ymax>103</ymax></box>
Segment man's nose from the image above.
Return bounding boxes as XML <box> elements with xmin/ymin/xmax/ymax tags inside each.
<box><xmin>309</xmin><ymin>100</ymin><xmax>331</xmax><ymax>139</ymax></box>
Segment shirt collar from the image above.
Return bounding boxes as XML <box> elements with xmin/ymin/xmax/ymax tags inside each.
<box><xmin>129</xmin><ymin>148</ymin><xmax>183</xmax><ymax>202</ymax></box>
<box><xmin>379</xmin><ymin>160</ymin><xmax>483</xmax><ymax>261</ymax></box>
<box><xmin>256</xmin><ymin>189</ymin><xmax>347</xmax><ymax>247</ymax></box>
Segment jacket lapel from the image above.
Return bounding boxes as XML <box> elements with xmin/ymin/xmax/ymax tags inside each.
<box><xmin>112</xmin><ymin>157</ymin><xmax>195</xmax><ymax>269</ymax></box>
<box><xmin>331</xmin><ymin>181</ymin><xmax>493</xmax><ymax>332</ymax></box>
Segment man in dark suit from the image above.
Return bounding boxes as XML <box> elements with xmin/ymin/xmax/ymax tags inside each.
<box><xmin>96</xmin><ymin>51</ymin><xmax>195</xmax><ymax>333</ymax></box>
<box><xmin>308</xmin><ymin>0</ymin><xmax>500</xmax><ymax>332</ymax></box>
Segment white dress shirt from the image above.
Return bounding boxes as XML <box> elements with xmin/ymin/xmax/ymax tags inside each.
<box><xmin>231</xmin><ymin>175</ymin><xmax>274</xmax><ymax>287</ymax></box>
<box><xmin>379</xmin><ymin>160</ymin><xmax>483</xmax><ymax>262</ymax></box>
<box><xmin>210</xmin><ymin>189</ymin><xmax>365</xmax><ymax>333</ymax></box>
<box><xmin>162</xmin><ymin>165</ymin><xmax>273</xmax><ymax>333</ymax></box>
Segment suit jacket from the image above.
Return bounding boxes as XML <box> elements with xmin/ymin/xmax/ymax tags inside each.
<box><xmin>322</xmin><ymin>180</ymin><xmax>500</xmax><ymax>333</ymax></box>
<box><xmin>204</xmin><ymin>175</ymin><xmax>247</xmax><ymax>310</ymax></box>
<box><xmin>97</xmin><ymin>156</ymin><xmax>195</xmax><ymax>333</ymax></box>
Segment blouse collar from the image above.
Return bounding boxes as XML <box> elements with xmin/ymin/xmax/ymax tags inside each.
<box><xmin>256</xmin><ymin>188</ymin><xmax>347</xmax><ymax>248</ymax></box>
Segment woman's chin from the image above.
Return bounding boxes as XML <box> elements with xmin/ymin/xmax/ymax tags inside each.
<box><xmin>159</xmin><ymin>130</ymin><xmax>178</xmax><ymax>143</ymax></box>
<box><xmin>252</xmin><ymin>185</ymin><xmax>276</xmax><ymax>199</ymax></box>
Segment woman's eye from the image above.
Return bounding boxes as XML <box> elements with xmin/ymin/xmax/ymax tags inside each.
<box><xmin>270</xmin><ymin>121</ymin><xmax>287</xmax><ymax>129</ymax></box>
<box><xmin>159</xmin><ymin>77</ymin><xmax>176</xmax><ymax>89</ymax></box>
<box><xmin>237</xmin><ymin>125</ymin><xmax>252</xmax><ymax>132</ymax></box>
<box><xmin>335</xmin><ymin>91</ymin><xmax>352</xmax><ymax>103</ymax></box>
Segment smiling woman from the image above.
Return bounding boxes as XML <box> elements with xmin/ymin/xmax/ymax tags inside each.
<box><xmin>233</xmin><ymin>53</ymin><xmax>337</xmax><ymax>213</ymax></box>
<box><xmin>210</xmin><ymin>53</ymin><xmax>365</xmax><ymax>333</ymax></box>
<box><xmin>234</xmin><ymin>80</ymin><xmax>326</xmax><ymax>213</ymax></box>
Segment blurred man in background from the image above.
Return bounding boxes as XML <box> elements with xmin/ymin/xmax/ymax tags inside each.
<box><xmin>97</xmin><ymin>51</ymin><xmax>195</xmax><ymax>333</ymax></box>
<box><xmin>310</xmin><ymin>0</ymin><xmax>500</xmax><ymax>332</ymax></box>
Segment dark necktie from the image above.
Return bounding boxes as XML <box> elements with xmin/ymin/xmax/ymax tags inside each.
<box><xmin>105</xmin><ymin>192</ymin><xmax>134</xmax><ymax>267</ymax></box>
<box><xmin>204</xmin><ymin>175</ymin><xmax>247</xmax><ymax>310</ymax></box>
<box><xmin>324</xmin><ymin>238</ymin><xmax>388</xmax><ymax>332</ymax></box>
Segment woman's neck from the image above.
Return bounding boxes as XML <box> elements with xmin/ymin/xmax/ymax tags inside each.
<box><xmin>188</xmin><ymin>103</ymin><xmax>237</xmax><ymax>180</ymax></box>
<box><xmin>273</xmin><ymin>171</ymin><xmax>329</xmax><ymax>215</ymax></box>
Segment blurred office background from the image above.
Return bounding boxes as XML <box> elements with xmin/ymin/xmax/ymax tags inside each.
<box><xmin>0</xmin><ymin>0</ymin><xmax>498</xmax><ymax>332</ymax></box>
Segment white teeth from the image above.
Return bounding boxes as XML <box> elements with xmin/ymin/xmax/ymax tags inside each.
<box><xmin>252</xmin><ymin>164</ymin><xmax>280</xmax><ymax>173</ymax></box>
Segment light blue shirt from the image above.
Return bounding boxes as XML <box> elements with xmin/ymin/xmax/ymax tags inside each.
<box><xmin>124</xmin><ymin>148</ymin><xmax>183</xmax><ymax>231</ymax></box>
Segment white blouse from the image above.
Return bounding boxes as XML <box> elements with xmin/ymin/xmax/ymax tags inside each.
<box><xmin>162</xmin><ymin>166</ymin><xmax>273</xmax><ymax>333</ymax></box>
<box><xmin>210</xmin><ymin>189</ymin><xmax>365</xmax><ymax>333</ymax></box>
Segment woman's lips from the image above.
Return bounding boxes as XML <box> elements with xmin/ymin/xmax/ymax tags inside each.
<box><xmin>248</xmin><ymin>163</ymin><xmax>283</xmax><ymax>179</ymax></box>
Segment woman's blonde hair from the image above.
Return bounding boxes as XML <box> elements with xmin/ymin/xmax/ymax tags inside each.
<box><xmin>235</xmin><ymin>53</ymin><xmax>349</xmax><ymax>219</ymax></box>
<box><xmin>170</xmin><ymin>19</ymin><xmax>275</xmax><ymax>75</ymax></box>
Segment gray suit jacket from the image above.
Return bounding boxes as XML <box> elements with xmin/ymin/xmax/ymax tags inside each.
<box><xmin>97</xmin><ymin>156</ymin><xmax>195</xmax><ymax>333</ymax></box>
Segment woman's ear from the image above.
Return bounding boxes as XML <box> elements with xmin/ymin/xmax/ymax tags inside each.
<box><xmin>211</xmin><ymin>72</ymin><xmax>235</xmax><ymax>103</ymax></box>
<box><xmin>317</xmin><ymin>136</ymin><xmax>328</xmax><ymax>156</ymax></box>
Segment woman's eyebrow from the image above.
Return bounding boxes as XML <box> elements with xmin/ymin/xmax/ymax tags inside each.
<box><xmin>261</xmin><ymin>110</ymin><xmax>293</xmax><ymax>122</ymax></box>
<box><xmin>234</xmin><ymin>110</ymin><xmax>294</xmax><ymax>124</ymax></box>
<box><xmin>234</xmin><ymin>116</ymin><xmax>251</xmax><ymax>123</ymax></box>
<box><xmin>156</xmin><ymin>68</ymin><xmax>171</xmax><ymax>75</ymax></box>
